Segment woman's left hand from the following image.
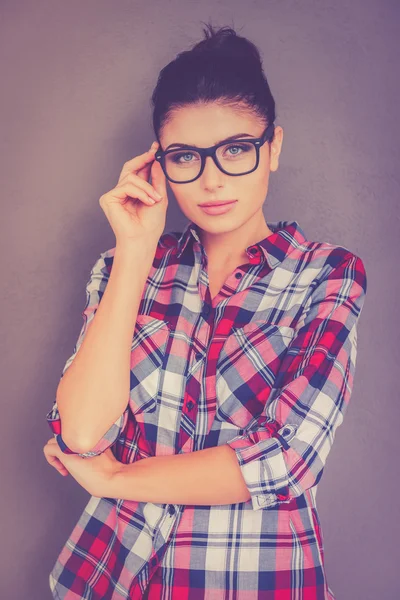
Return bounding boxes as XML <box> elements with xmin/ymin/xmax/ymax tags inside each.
<box><xmin>43</xmin><ymin>437</ymin><xmax>123</xmax><ymax>498</ymax></box>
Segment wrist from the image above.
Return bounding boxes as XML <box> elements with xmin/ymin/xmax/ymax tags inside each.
<box><xmin>115</xmin><ymin>236</ymin><xmax>159</xmax><ymax>254</ymax></box>
<box><xmin>114</xmin><ymin>240</ymin><xmax>158</xmax><ymax>266</ymax></box>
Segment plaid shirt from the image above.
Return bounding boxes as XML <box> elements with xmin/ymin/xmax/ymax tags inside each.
<box><xmin>46</xmin><ymin>219</ymin><xmax>367</xmax><ymax>599</ymax></box>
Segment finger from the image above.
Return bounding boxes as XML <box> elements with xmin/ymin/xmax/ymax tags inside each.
<box><xmin>44</xmin><ymin>451</ymin><xmax>70</xmax><ymax>476</ymax></box>
<box><xmin>109</xmin><ymin>182</ymin><xmax>158</xmax><ymax>206</ymax></box>
<box><xmin>53</xmin><ymin>458</ymin><xmax>69</xmax><ymax>476</ymax></box>
<box><xmin>43</xmin><ymin>440</ymin><xmax>70</xmax><ymax>475</ymax></box>
<box><xmin>150</xmin><ymin>158</ymin><xmax>167</xmax><ymax>201</ymax></box>
<box><xmin>119</xmin><ymin>142</ymin><xmax>159</xmax><ymax>182</ymax></box>
<box><xmin>118</xmin><ymin>172</ymin><xmax>162</xmax><ymax>202</ymax></box>
<box><xmin>133</xmin><ymin>145</ymin><xmax>159</xmax><ymax>183</ymax></box>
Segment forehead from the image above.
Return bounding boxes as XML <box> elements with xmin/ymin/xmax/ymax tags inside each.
<box><xmin>160</xmin><ymin>103</ymin><xmax>262</xmax><ymax>146</ymax></box>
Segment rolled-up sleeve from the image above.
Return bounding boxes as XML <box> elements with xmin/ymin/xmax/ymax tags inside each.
<box><xmin>46</xmin><ymin>251</ymin><xmax>129</xmax><ymax>457</ymax></box>
<box><xmin>226</xmin><ymin>252</ymin><xmax>367</xmax><ymax>510</ymax></box>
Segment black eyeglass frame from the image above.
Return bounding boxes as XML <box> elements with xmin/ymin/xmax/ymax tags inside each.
<box><xmin>154</xmin><ymin>123</ymin><xmax>275</xmax><ymax>184</ymax></box>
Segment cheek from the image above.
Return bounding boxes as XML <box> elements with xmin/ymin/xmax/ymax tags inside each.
<box><xmin>255</xmin><ymin>161</ymin><xmax>271</xmax><ymax>196</ymax></box>
<box><xmin>243</xmin><ymin>169</ymin><xmax>270</xmax><ymax>201</ymax></box>
<box><xmin>171</xmin><ymin>184</ymin><xmax>201</xmax><ymax>209</ymax></box>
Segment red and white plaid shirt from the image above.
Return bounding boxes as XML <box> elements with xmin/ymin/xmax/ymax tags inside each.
<box><xmin>46</xmin><ymin>219</ymin><xmax>367</xmax><ymax>599</ymax></box>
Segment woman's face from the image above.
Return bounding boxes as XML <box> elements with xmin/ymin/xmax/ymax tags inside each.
<box><xmin>158</xmin><ymin>102</ymin><xmax>283</xmax><ymax>239</ymax></box>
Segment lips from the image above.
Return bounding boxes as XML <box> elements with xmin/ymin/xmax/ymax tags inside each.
<box><xmin>198</xmin><ymin>200</ymin><xmax>237</xmax><ymax>207</ymax></box>
<box><xmin>199</xmin><ymin>201</ymin><xmax>237</xmax><ymax>215</ymax></box>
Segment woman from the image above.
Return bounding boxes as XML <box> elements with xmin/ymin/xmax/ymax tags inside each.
<box><xmin>44</xmin><ymin>23</ymin><xmax>367</xmax><ymax>599</ymax></box>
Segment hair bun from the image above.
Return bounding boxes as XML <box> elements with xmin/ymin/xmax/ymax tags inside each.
<box><xmin>151</xmin><ymin>21</ymin><xmax>276</xmax><ymax>139</ymax></box>
<box><xmin>193</xmin><ymin>23</ymin><xmax>262</xmax><ymax>71</ymax></box>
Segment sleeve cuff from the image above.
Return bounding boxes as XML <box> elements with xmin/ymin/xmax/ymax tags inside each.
<box><xmin>46</xmin><ymin>402</ymin><xmax>129</xmax><ymax>457</ymax></box>
<box><xmin>226</xmin><ymin>424</ymin><xmax>297</xmax><ymax>510</ymax></box>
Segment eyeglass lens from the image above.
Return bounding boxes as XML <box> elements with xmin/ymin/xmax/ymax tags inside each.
<box><xmin>164</xmin><ymin>141</ymin><xmax>257</xmax><ymax>182</ymax></box>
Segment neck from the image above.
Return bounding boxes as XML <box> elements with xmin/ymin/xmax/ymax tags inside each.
<box><xmin>198</xmin><ymin>213</ymin><xmax>273</xmax><ymax>270</ymax></box>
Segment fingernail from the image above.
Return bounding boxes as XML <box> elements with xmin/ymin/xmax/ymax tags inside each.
<box><xmin>153</xmin><ymin>191</ymin><xmax>162</xmax><ymax>200</ymax></box>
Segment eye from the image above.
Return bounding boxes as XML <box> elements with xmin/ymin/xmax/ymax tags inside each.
<box><xmin>171</xmin><ymin>152</ymin><xmax>197</xmax><ymax>164</ymax></box>
<box><xmin>223</xmin><ymin>143</ymin><xmax>253</xmax><ymax>157</ymax></box>
<box><xmin>227</xmin><ymin>144</ymin><xmax>242</xmax><ymax>155</ymax></box>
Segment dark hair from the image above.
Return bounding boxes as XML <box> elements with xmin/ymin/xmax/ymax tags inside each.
<box><xmin>151</xmin><ymin>21</ymin><xmax>276</xmax><ymax>144</ymax></box>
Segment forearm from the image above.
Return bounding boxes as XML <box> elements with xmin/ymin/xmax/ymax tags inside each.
<box><xmin>111</xmin><ymin>444</ymin><xmax>251</xmax><ymax>505</ymax></box>
<box><xmin>57</xmin><ymin>241</ymin><xmax>157</xmax><ymax>453</ymax></box>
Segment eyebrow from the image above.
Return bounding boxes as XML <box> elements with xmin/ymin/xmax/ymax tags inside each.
<box><xmin>165</xmin><ymin>132</ymin><xmax>254</xmax><ymax>151</ymax></box>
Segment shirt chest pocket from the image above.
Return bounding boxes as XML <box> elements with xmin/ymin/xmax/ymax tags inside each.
<box><xmin>129</xmin><ymin>315</ymin><xmax>170</xmax><ymax>416</ymax></box>
<box><xmin>215</xmin><ymin>321</ymin><xmax>296</xmax><ymax>429</ymax></box>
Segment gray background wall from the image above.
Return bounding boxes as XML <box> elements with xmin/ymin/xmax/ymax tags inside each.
<box><xmin>1</xmin><ymin>1</ymin><xmax>398</xmax><ymax>598</ymax></box>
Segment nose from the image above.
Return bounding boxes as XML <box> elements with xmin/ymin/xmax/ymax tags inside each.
<box><xmin>200</xmin><ymin>155</ymin><xmax>226</xmax><ymax>188</ymax></box>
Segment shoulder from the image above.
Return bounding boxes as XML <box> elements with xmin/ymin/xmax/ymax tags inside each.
<box><xmin>299</xmin><ymin>237</ymin><xmax>366</xmax><ymax>292</ymax></box>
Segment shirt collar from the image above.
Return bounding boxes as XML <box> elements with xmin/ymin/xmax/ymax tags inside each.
<box><xmin>160</xmin><ymin>219</ymin><xmax>307</xmax><ymax>269</ymax></box>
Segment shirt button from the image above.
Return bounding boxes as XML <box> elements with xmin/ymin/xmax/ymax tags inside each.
<box><xmin>277</xmin><ymin>492</ymin><xmax>290</xmax><ymax>501</ymax></box>
<box><xmin>150</xmin><ymin>557</ymin><xmax>157</xmax><ymax>567</ymax></box>
<box><xmin>195</xmin><ymin>352</ymin><xmax>202</xmax><ymax>361</ymax></box>
<box><xmin>249</xmin><ymin>247</ymin><xmax>258</xmax><ymax>254</ymax></box>
<box><xmin>279</xmin><ymin>425</ymin><xmax>295</xmax><ymax>438</ymax></box>
<box><xmin>235</xmin><ymin>272</ymin><xmax>242</xmax><ymax>279</ymax></box>
<box><xmin>186</xmin><ymin>401</ymin><xmax>194</xmax><ymax>411</ymax></box>
<box><xmin>168</xmin><ymin>505</ymin><xmax>175</xmax><ymax>515</ymax></box>
<box><xmin>203</xmin><ymin>304</ymin><xmax>211</xmax><ymax>317</ymax></box>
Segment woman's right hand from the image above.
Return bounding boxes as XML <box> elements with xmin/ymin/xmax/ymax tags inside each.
<box><xmin>99</xmin><ymin>141</ymin><xmax>168</xmax><ymax>246</ymax></box>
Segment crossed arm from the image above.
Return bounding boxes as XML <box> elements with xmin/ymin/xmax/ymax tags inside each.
<box><xmin>48</xmin><ymin>252</ymin><xmax>367</xmax><ymax>511</ymax></box>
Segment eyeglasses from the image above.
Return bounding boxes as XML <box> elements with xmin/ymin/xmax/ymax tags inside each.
<box><xmin>154</xmin><ymin>123</ymin><xmax>275</xmax><ymax>184</ymax></box>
